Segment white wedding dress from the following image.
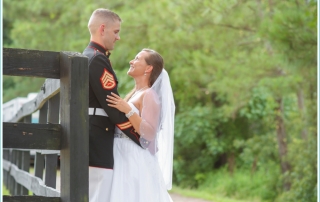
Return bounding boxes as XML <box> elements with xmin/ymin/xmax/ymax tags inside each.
<box><xmin>109</xmin><ymin>102</ymin><xmax>173</xmax><ymax>202</ymax></box>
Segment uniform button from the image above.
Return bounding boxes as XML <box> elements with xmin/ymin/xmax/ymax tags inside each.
<box><xmin>106</xmin><ymin>128</ymin><xmax>108</xmax><ymax>131</ymax></box>
<box><xmin>134</xmin><ymin>130</ymin><xmax>136</xmax><ymax>132</ymax></box>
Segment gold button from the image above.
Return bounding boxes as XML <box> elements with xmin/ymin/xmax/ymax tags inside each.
<box><xmin>134</xmin><ymin>130</ymin><xmax>136</xmax><ymax>132</ymax></box>
<box><xmin>106</xmin><ymin>128</ymin><xmax>108</xmax><ymax>131</ymax></box>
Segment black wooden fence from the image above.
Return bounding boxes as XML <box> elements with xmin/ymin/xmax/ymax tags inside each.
<box><xmin>2</xmin><ymin>48</ymin><xmax>89</xmax><ymax>202</ymax></box>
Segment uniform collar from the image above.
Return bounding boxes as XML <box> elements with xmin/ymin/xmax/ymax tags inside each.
<box><xmin>89</xmin><ymin>41</ymin><xmax>111</xmax><ymax>58</ymax></box>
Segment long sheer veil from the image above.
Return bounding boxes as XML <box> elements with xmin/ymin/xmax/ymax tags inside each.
<box><xmin>139</xmin><ymin>69</ymin><xmax>175</xmax><ymax>190</ymax></box>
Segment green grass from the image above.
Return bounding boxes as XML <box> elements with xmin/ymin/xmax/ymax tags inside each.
<box><xmin>199</xmin><ymin>167</ymin><xmax>279</xmax><ymax>201</ymax></box>
<box><xmin>171</xmin><ymin>166</ymin><xmax>280</xmax><ymax>202</ymax></box>
<box><xmin>3</xmin><ymin>184</ymin><xmax>10</xmax><ymax>195</ymax></box>
<box><xmin>170</xmin><ymin>186</ymin><xmax>255</xmax><ymax>202</ymax></box>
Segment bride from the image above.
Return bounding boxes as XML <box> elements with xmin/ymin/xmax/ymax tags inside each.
<box><xmin>106</xmin><ymin>48</ymin><xmax>175</xmax><ymax>202</ymax></box>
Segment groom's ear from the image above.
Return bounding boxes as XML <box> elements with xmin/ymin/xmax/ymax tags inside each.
<box><xmin>145</xmin><ymin>65</ymin><xmax>153</xmax><ymax>73</ymax></box>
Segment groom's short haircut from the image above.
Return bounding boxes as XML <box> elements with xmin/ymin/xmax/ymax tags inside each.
<box><xmin>88</xmin><ymin>8</ymin><xmax>122</xmax><ymax>35</ymax></box>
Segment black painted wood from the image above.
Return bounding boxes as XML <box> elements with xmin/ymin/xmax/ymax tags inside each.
<box><xmin>3</xmin><ymin>123</ymin><xmax>61</xmax><ymax>150</ymax></box>
<box><xmin>34</xmin><ymin>103</ymin><xmax>47</xmax><ymax>192</ymax></box>
<box><xmin>3</xmin><ymin>49</ymin><xmax>89</xmax><ymax>202</ymax></box>
<box><xmin>21</xmin><ymin>151</ymin><xmax>30</xmax><ymax>195</ymax></box>
<box><xmin>39</xmin><ymin>102</ymin><xmax>48</xmax><ymax>124</ymax></box>
<box><xmin>44</xmin><ymin>154</ymin><xmax>57</xmax><ymax>189</ymax></box>
<box><xmin>10</xmin><ymin>150</ymin><xmax>16</xmax><ymax>194</ymax></box>
<box><xmin>3</xmin><ymin>48</ymin><xmax>60</xmax><ymax>78</ymax></box>
<box><xmin>34</xmin><ymin>152</ymin><xmax>44</xmax><ymax>191</ymax></box>
<box><xmin>14</xmin><ymin>151</ymin><xmax>22</xmax><ymax>195</ymax></box>
<box><xmin>6</xmin><ymin>150</ymin><xmax>12</xmax><ymax>193</ymax></box>
<box><xmin>3</xmin><ymin>196</ymin><xmax>61</xmax><ymax>202</ymax></box>
<box><xmin>59</xmin><ymin>51</ymin><xmax>89</xmax><ymax>202</ymax></box>
<box><xmin>48</xmin><ymin>93</ymin><xmax>60</xmax><ymax>124</ymax></box>
<box><xmin>45</xmin><ymin>94</ymin><xmax>60</xmax><ymax>189</ymax></box>
<box><xmin>24</xmin><ymin>115</ymin><xmax>32</xmax><ymax>123</ymax></box>
<box><xmin>3</xmin><ymin>150</ymin><xmax>9</xmax><ymax>188</ymax></box>
<box><xmin>20</xmin><ymin>116</ymin><xmax>32</xmax><ymax>194</ymax></box>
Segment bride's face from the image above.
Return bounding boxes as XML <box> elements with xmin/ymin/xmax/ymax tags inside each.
<box><xmin>127</xmin><ymin>51</ymin><xmax>149</xmax><ymax>77</ymax></box>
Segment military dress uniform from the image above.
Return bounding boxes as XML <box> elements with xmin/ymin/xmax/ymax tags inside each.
<box><xmin>83</xmin><ymin>41</ymin><xmax>141</xmax><ymax>202</ymax></box>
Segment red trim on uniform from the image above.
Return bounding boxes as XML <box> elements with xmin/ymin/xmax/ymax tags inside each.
<box><xmin>130</xmin><ymin>128</ymin><xmax>140</xmax><ymax>140</ymax></box>
<box><xmin>116</xmin><ymin>121</ymin><xmax>132</xmax><ymax>130</ymax></box>
<box><xmin>100</xmin><ymin>69</ymin><xmax>116</xmax><ymax>90</ymax></box>
<box><xmin>90</xmin><ymin>41</ymin><xmax>107</xmax><ymax>52</ymax></box>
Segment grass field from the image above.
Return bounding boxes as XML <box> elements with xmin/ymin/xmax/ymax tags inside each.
<box><xmin>170</xmin><ymin>186</ymin><xmax>258</xmax><ymax>202</ymax></box>
<box><xmin>3</xmin><ymin>167</ymin><xmax>274</xmax><ymax>202</ymax></box>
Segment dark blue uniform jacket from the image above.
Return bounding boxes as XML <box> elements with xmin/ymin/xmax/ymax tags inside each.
<box><xmin>83</xmin><ymin>41</ymin><xmax>141</xmax><ymax>169</ymax></box>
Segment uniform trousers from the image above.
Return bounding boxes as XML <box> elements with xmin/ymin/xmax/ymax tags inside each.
<box><xmin>89</xmin><ymin>166</ymin><xmax>113</xmax><ymax>202</ymax></box>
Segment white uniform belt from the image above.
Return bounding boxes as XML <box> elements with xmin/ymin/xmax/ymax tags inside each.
<box><xmin>114</xmin><ymin>133</ymin><xmax>130</xmax><ymax>139</ymax></box>
<box><xmin>88</xmin><ymin>108</ymin><xmax>108</xmax><ymax>117</ymax></box>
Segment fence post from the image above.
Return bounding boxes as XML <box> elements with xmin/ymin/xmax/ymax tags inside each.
<box><xmin>59</xmin><ymin>52</ymin><xmax>89</xmax><ymax>202</ymax></box>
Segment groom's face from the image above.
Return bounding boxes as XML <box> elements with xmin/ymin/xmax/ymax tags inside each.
<box><xmin>101</xmin><ymin>20</ymin><xmax>121</xmax><ymax>51</ymax></box>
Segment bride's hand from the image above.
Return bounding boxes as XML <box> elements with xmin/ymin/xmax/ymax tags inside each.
<box><xmin>106</xmin><ymin>92</ymin><xmax>132</xmax><ymax>114</ymax></box>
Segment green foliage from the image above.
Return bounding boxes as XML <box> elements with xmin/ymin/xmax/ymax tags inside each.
<box><xmin>199</xmin><ymin>166</ymin><xmax>280</xmax><ymax>201</ymax></box>
<box><xmin>3</xmin><ymin>76</ymin><xmax>45</xmax><ymax>102</ymax></box>
<box><xmin>276</xmin><ymin>137</ymin><xmax>317</xmax><ymax>202</ymax></box>
<box><xmin>3</xmin><ymin>18</ymin><xmax>13</xmax><ymax>46</ymax></box>
<box><xmin>174</xmin><ymin>106</ymin><xmax>221</xmax><ymax>187</ymax></box>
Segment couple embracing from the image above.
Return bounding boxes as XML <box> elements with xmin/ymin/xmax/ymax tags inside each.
<box><xmin>83</xmin><ymin>8</ymin><xmax>175</xmax><ymax>202</ymax></box>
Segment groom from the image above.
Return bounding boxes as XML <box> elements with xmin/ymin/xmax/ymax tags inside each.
<box><xmin>83</xmin><ymin>8</ymin><xmax>141</xmax><ymax>202</ymax></box>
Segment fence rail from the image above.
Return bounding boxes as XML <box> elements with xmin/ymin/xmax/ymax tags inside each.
<box><xmin>3</xmin><ymin>48</ymin><xmax>89</xmax><ymax>202</ymax></box>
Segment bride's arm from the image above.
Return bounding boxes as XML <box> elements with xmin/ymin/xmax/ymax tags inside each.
<box><xmin>106</xmin><ymin>91</ymin><xmax>160</xmax><ymax>141</ymax></box>
<box><xmin>106</xmin><ymin>92</ymin><xmax>143</xmax><ymax>133</ymax></box>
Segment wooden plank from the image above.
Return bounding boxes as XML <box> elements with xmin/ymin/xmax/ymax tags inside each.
<box><xmin>45</xmin><ymin>154</ymin><xmax>57</xmax><ymax>189</ymax></box>
<box><xmin>3</xmin><ymin>196</ymin><xmax>61</xmax><ymax>202</ymax></box>
<box><xmin>8</xmin><ymin>79</ymin><xmax>60</xmax><ymax>123</ymax></box>
<box><xmin>45</xmin><ymin>92</ymin><xmax>60</xmax><ymax>188</ymax></box>
<box><xmin>48</xmin><ymin>93</ymin><xmax>60</xmax><ymax>123</ymax></box>
<box><xmin>39</xmin><ymin>102</ymin><xmax>48</xmax><ymax>124</ymax></box>
<box><xmin>3</xmin><ymin>160</ymin><xmax>11</xmax><ymax>171</ymax></box>
<box><xmin>34</xmin><ymin>101</ymin><xmax>47</xmax><ymax>187</ymax></box>
<box><xmin>21</xmin><ymin>151</ymin><xmax>30</xmax><ymax>195</ymax></box>
<box><xmin>3</xmin><ymin>123</ymin><xmax>61</xmax><ymax>150</ymax></box>
<box><xmin>6</xmin><ymin>150</ymin><xmax>12</xmax><ymax>193</ymax></box>
<box><xmin>7</xmin><ymin>161</ymin><xmax>60</xmax><ymax>197</ymax></box>
<box><xmin>59</xmin><ymin>51</ymin><xmax>89</xmax><ymax>202</ymax></box>
<box><xmin>10</xmin><ymin>150</ymin><xmax>16</xmax><ymax>194</ymax></box>
<box><xmin>3</xmin><ymin>48</ymin><xmax>60</xmax><ymax>78</ymax></box>
<box><xmin>37</xmin><ymin>150</ymin><xmax>60</xmax><ymax>155</ymax></box>
<box><xmin>14</xmin><ymin>151</ymin><xmax>22</xmax><ymax>195</ymax></box>
<box><xmin>24</xmin><ymin>115</ymin><xmax>32</xmax><ymax>123</ymax></box>
<box><xmin>3</xmin><ymin>150</ymin><xmax>9</xmax><ymax>187</ymax></box>
<box><xmin>34</xmin><ymin>152</ymin><xmax>44</xmax><ymax>193</ymax></box>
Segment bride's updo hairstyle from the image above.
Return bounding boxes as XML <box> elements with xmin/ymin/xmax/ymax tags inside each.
<box><xmin>142</xmin><ymin>48</ymin><xmax>164</xmax><ymax>87</ymax></box>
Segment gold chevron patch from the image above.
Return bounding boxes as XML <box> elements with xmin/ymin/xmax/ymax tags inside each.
<box><xmin>116</xmin><ymin>121</ymin><xmax>132</xmax><ymax>130</ymax></box>
<box><xmin>100</xmin><ymin>69</ymin><xmax>116</xmax><ymax>90</ymax></box>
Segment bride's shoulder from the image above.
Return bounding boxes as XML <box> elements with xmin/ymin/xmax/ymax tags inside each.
<box><xmin>141</xmin><ymin>89</ymin><xmax>160</xmax><ymax>104</ymax></box>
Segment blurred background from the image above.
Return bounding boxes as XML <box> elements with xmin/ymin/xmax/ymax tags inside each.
<box><xmin>3</xmin><ymin>0</ymin><xmax>317</xmax><ymax>201</ymax></box>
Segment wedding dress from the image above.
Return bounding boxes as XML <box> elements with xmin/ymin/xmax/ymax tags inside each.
<box><xmin>109</xmin><ymin>102</ymin><xmax>173</xmax><ymax>202</ymax></box>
